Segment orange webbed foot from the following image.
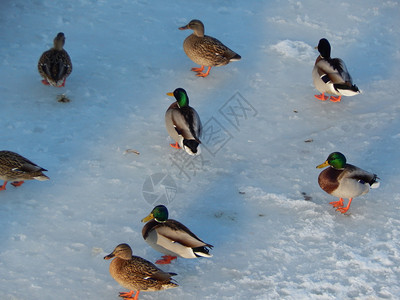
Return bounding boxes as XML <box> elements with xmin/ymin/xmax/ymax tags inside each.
<box><xmin>0</xmin><ymin>181</ymin><xmax>7</xmax><ymax>191</ymax></box>
<box><xmin>119</xmin><ymin>290</ymin><xmax>139</xmax><ymax>300</ymax></box>
<box><xmin>195</xmin><ymin>66</ymin><xmax>212</xmax><ymax>77</ymax></box>
<box><xmin>170</xmin><ymin>142</ymin><xmax>181</xmax><ymax>149</ymax></box>
<box><xmin>336</xmin><ymin>207</ymin><xmax>350</xmax><ymax>213</ymax></box>
<box><xmin>156</xmin><ymin>255</ymin><xmax>177</xmax><ymax>264</ymax></box>
<box><xmin>314</xmin><ymin>93</ymin><xmax>328</xmax><ymax>101</ymax></box>
<box><xmin>329</xmin><ymin>198</ymin><xmax>344</xmax><ymax>208</ymax></box>
<box><xmin>191</xmin><ymin>66</ymin><xmax>204</xmax><ymax>73</ymax></box>
<box><xmin>41</xmin><ymin>79</ymin><xmax>50</xmax><ymax>86</ymax></box>
<box><xmin>11</xmin><ymin>181</ymin><xmax>24</xmax><ymax>187</ymax></box>
<box><xmin>330</xmin><ymin>96</ymin><xmax>341</xmax><ymax>102</ymax></box>
<box><xmin>336</xmin><ymin>198</ymin><xmax>353</xmax><ymax>214</ymax></box>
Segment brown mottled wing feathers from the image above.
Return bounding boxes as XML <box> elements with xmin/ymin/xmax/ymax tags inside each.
<box><xmin>38</xmin><ymin>49</ymin><xmax>72</xmax><ymax>81</ymax></box>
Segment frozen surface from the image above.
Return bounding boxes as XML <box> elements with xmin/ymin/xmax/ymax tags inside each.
<box><xmin>0</xmin><ymin>0</ymin><xmax>399</xmax><ymax>299</ymax></box>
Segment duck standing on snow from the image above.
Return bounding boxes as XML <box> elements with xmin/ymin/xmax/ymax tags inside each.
<box><xmin>38</xmin><ymin>32</ymin><xmax>72</xmax><ymax>87</ymax></box>
<box><xmin>165</xmin><ymin>88</ymin><xmax>202</xmax><ymax>156</ymax></box>
<box><xmin>179</xmin><ymin>19</ymin><xmax>241</xmax><ymax>77</ymax></box>
<box><xmin>104</xmin><ymin>243</ymin><xmax>178</xmax><ymax>300</ymax></box>
<box><xmin>312</xmin><ymin>38</ymin><xmax>360</xmax><ymax>102</ymax></box>
<box><xmin>141</xmin><ymin>205</ymin><xmax>213</xmax><ymax>264</ymax></box>
<box><xmin>316</xmin><ymin>152</ymin><xmax>379</xmax><ymax>213</ymax></box>
<box><xmin>0</xmin><ymin>150</ymin><xmax>49</xmax><ymax>191</ymax></box>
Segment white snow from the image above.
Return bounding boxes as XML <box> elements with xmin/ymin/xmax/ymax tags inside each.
<box><xmin>0</xmin><ymin>0</ymin><xmax>400</xmax><ymax>299</ymax></box>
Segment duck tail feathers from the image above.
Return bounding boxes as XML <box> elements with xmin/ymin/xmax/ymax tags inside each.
<box><xmin>193</xmin><ymin>245</ymin><xmax>213</xmax><ymax>258</ymax></box>
<box><xmin>334</xmin><ymin>83</ymin><xmax>361</xmax><ymax>96</ymax></box>
<box><xmin>230</xmin><ymin>53</ymin><xmax>241</xmax><ymax>61</ymax></box>
<box><xmin>370</xmin><ymin>174</ymin><xmax>380</xmax><ymax>189</ymax></box>
<box><xmin>183</xmin><ymin>139</ymin><xmax>201</xmax><ymax>156</ymax></box>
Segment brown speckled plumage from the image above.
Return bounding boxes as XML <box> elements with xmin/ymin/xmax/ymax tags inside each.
<box><xmin>38</xmin><ymin>32</ymin><xmax>72</xmax><ymax>87</ymax></box>
<box><xmin>179</xmin><ymin>19</ymin><xmax>240</xmax><ymax>76</ymax></box>
<box><xmin>182</xmin><ymin>33</ymin><xmax>240</xmax><ymax>67</ymax></box>
<box><xmin>0</xmin><ymin>151</ymin><xmax>49</xmax><ymax>190</ymax></box>
<box><xmin>104</xmin><ymin>244</ymin><xmax>178</xmax><ymax>297</ymax></box>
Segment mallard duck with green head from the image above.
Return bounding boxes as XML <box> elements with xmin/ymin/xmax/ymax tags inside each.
<box><xmin>312</xmin><ymin>38</ymin><xmax>360</xmax><ymax>102</ymax></box>
<box><xmin>0</xmin><ymin>150</ymin><xmax>49</xmax><ymax>191</ymax></box>
<box><xmin>179</xmin><ymin>19</ymin><xmax>241</xmax><ymax>77</ymax></box>
<box><xmin>38</xmin><ymin>32</ymin><xmax>72</xmax><ymax>87</ymax></box>
<box><xmin>104</xmin><ymin>243</ymin><xmax>178</xmax><ymax>300</ymax></box>
<box><xmin>316</xmin><ymin>152</ymin><xmax>379</xmax><ymax>213</ymax></box>
<box><xmin>165</xmin><ymin>88</ymin><xmax>202</xmax><ymax>156</ymax></box>
<box><xmin>141</xmin><ymin>205</ymin><xmax>213</xmax><ymax>264</ymax></box>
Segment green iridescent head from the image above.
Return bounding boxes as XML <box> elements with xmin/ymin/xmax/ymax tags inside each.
<box><xmin>167</xmin><ymin>88</ymin><xmax>189</xmax><ymax>108</ymax></box>
<box><xmin>316</xmin><ymin>152</ymin><xmax>347</xmax><ymax>170</ymax></box>
<box><xmin>141</xmin><ymin>205</ymin><xmax>169</xmax><ymax>223</ymax></box>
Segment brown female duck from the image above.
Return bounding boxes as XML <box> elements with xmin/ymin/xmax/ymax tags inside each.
<box><xmin>38</xmin><ymin>32</ymin><xmax>72</xmax><ymax>87</ymax></box>
<box><xmin>179</xmin><ymin>19</ymin><xmax>241</xmax><ymax>77</ymax></box>
<box><xmin>0</xmin><ymin>150</ymin><xmax>49</xmax><ymax>190</ymax></box>
<box><xmin>104</xmin><ymin>243</ymin><xmax>178</xmax><ymax>300</ymax></box>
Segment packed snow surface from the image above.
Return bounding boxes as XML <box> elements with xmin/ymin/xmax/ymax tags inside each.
<box><xmin>0</xmin><ymin>0</ymin><xmax>399</xmax><ymax>299</ymax></box>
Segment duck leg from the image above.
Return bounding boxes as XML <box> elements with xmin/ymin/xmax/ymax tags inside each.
<box><xmin>330</xmin><ymin>96</ymin><xmax>341</xmax><ymax>102</ymax></box>
<box><xmin>11</xmin><ymin>181</ymin><xmax>24</xmax><ymax>187</ymax></box>
<box><xmin>119</xmin><ymin>290</ymin><xmax>139</xmax><ymax>300</ymax></box>
<box><xmin>196</xmin><ymin>66</ymin><xmax>212</xmax><ymax>77</ymax></box>
<box><xmin>314</xmin><ymin>93</ymin><xmax>328</xmax><ymax>101</ymax></box>
<box><xmin>41</xmin><ymin>79</ymin><xmax>50</xmax><ymax>85</ymax></box>
<box><xmin>170</xmin><ymin>142</ymin><xmax>181</xmax><ymax>149</ymax></box>
<box><xmin>0</xmin><ymin>181</ymin><xmax>8</xmax><ymax>191</ymax></box>
<box><xmin>329</xmin><ymin>198</ymin><xmax>344</xmax><ymax>208</ymax></box>
<box><xmin>156</xmin><ymin>255</ymin><xmax>177</xmax><ymax>264</ymax></box>
<box><xmin>336</xmin><ymin>198</ymin><xmax>353</xmax><ymax>213</ymax></box>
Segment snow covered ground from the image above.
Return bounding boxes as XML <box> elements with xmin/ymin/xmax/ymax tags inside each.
<box><xmin>0</xmin><ymin>0</ymin><xmax>399</xmax><ymax>299</ymax></box>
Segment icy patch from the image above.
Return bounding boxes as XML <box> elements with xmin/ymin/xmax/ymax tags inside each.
<box><xmin>270</xmin><ymin>40</ymin><xmax>314</xmax><ymax>63</ymax></box>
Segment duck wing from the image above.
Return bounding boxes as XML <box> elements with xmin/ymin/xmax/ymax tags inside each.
<box><xmin>155</xmin><ymin>220</ymin><xmax>212</xmax><ymax>248</ymax></box>
<box><xmin>130</xmin><ymin>256</ymin><xmax>177</xmax><ymax>281</ymax></box>
<box><xmin>199</xmin><ymin>35</ymin><xmax>241</xmax><ymax>65</ymax></box>
<box><xmin>345</xmin><ymin>164</ymin><xmax>379</xmax><ymax>186</ymax></box>
<box><xmin>173</xmin><ymin>107</ymin><xmax>201</xmax><ymax>142</ymax></box>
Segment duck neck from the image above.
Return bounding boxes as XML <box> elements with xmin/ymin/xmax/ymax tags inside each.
<box><xmin>193</xmin><ymin>28</ymin><xmax>204</xmax><ymax>37</ymax></box>
<box><xmin>177</xmin><ymin>94</ymin><xmax>189</xmax><ymax>108</ymax></box>
<box><xmin>54</xmin><ymin>41</ymin><xmax>64</xmax><ymax>51</ymax></box>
